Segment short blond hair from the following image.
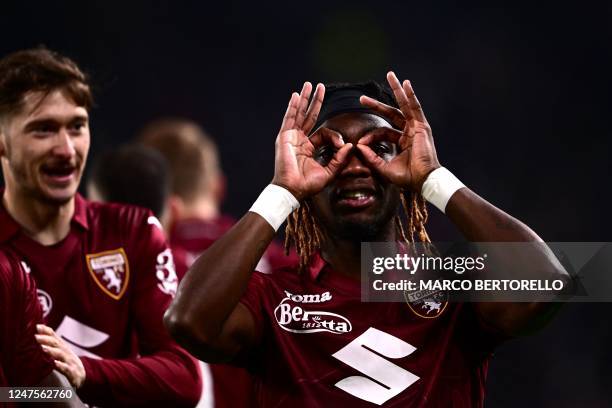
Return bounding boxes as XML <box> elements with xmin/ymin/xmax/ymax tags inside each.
<box><xmin>138</xmin><ymin>118</ymin><xmax>220</xmax><ymax>203</ymax></box>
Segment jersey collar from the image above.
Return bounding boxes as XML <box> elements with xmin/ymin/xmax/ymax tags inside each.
<box><xmin>307</xmin><ymin>241</ymin><xmax>409</xmax><ymax>281</ymax></box>
<box><xmin>0</xmin><ymin>191</ymin><xmax>89</xmax><ymax>243</ymax></box>
<box><xmin>73</xmin><ymin>193</ymin><xmax>89</xmax><ymax>230</ymax></box>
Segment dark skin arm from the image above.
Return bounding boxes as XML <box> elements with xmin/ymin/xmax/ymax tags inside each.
<box><xmin>164</xmin><ymin>82</ymin><xmax>352</xmax><ymax>362</ymax></box>
<box><xmin>164</xmin><ymin>213</ymin><xmax>273</xmax><ymax>362</ymax></box>
<box><xmin>445</xmin><ymin>188</ymin><xmax>568</xmax><ymax>335</ymax></box>
<box><xmin>358</xmin><ymin>72</ymin><xmax>570</xmax><ymax>336</ymax></box>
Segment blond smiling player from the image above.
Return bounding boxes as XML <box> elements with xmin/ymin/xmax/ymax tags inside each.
<box><xmin>0</xmin><ymin>48</ymin><xmax>201</xmax><ymax>407</ymax></box>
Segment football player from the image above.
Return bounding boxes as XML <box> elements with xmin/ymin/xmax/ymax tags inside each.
<box><xmin>88</xmin><ymin>144</ymin><xmax>171</xmax><ymax>223</ymax></box>
<box><xmin>138</xmin><ymin>118</ymin><xmax>295</xmax><ymax>272</ymax></box>
<box><xmin>138</xmin><ymin>119</ymin><xmax>272</xmax><ymax>407</ymax></box>
<box><xmin>166</xmin><ymin>74</ymin><xmax>569</xmax><ymax>406</ymax></box>
<box><xmin>0</xmin><ymin>48</ymin><xmax>201</xmax><ymax>407</ymax></box>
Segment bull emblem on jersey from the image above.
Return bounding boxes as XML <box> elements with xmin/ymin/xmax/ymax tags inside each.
<box><xmin>421</xmin><ymin>300</ymin><xmax>442</xmax><ymax>314</ymax></box>
<box><xmin>404</xmin><ymin>289</ymin><xmax>448</xmax><ymax>319</ymax></box>
<box><xmin>86</xmin><ymin>248</ymin><xmax>130</xmax><ymax>300</ymax></box>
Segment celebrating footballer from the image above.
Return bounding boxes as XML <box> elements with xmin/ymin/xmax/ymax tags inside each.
<box><xmin>166</xmin><ymin>72</ymin><xmax>570</xmax><ymax>407</ymax></box>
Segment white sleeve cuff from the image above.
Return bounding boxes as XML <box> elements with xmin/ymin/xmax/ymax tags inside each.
<box><xmin>249</xmin><ymin>184</ymin><xmax>300</xmax><ymax>231</ymax></box>
<box><xmin>421</xmin><ymin>167</ymin><xmax>465</xmax><ymax>213</ymax></box>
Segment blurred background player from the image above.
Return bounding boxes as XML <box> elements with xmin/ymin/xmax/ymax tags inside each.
<box><xmin>138</xmin><ymin>118</ymin><xmax>280</xmax><ymax>407</ymax></box>
<box><xmin>88</xmin><ymin>144</ymin><xmax>171</xmax><ymax>224</ymax></box>
<box><xmin>0</xmin><ymin>250</ymin><xmax>84</xmax><ymax>407</ymax></box>
<box><xmin>0</xmin><ymin>48</ymin><xmax>201</xmax><ymax>407</ymax></box>
<box><xmin>138</xmin><ymin>117</ymin><xmax>295</xmax><ymax>272</ymax></box>
<box><xmin>87</xmin><ymin>144</ymin><xmax>190</xmax><ymax>277</ymax></box>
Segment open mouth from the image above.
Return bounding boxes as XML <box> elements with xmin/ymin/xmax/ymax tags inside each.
<box><xmin>335</xmin><ymin>188</ymin><xmax>378</xmax><ymax>209</ymax></box>
<box><xmin>40</xmin><ymin>163</ymin><xmax>77</xmax><ymax>184</ymax></box>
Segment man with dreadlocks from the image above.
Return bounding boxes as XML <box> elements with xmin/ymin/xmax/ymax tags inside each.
<box><xmin>165</xmin><ymin>72</ymin><xmax>569</xmax><ymax>407</ymax></box>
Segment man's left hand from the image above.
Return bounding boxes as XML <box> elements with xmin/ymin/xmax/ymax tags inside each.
<box><xmin>357</xmin><ymin>71</ymin><xmax>441</xmax><ymax>193</ymax></box>
<box><xmin>35</xmin><ymin>324</ymin><xmax>86</xmax><ymax>388</ymax></box>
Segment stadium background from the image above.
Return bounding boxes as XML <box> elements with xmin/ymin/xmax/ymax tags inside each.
<box><xmin>1</xmin><ymin>1</ymin><xmax>610</xmax><ymax>405</ymax></box>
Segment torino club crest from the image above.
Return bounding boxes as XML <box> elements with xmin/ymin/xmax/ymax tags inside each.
<box><xmin>404</xmin><ymin>288</ymin><xmax>448</xmax><ymax>319</ymax></box>
<box><xmin>86</xmin><ymin>248</ymin><xmax>130</xmax><ymax>300</ymax></box>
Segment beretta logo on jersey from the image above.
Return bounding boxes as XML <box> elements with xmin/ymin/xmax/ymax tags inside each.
<box><xmin>86</xmin><ymin>248</ymin><xmax>130</xmax><ymax>300</ymax></box>
<box><xmin>274</xmin><ymin>291</ymin><xmax>352</xmax><ymax>334</ymax></box>
<box><xmin>404</xmin><ymin>288</ymin><xmax>448</xmax><ymax>319</ymax></box>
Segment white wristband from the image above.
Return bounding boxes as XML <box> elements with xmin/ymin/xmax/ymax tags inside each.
<box><xmin>421</xmin><ymin>167</ymin><xmax>465</xmax><ymax>213</ymax></box>
<box><xmin>249</xmin><ymin>184</ymin><xmax>300</xmax><ymax>231</ymax></box>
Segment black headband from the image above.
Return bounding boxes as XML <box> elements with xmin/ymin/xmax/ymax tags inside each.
<box><xmin>312</xmin><ymin>87</ymin><xmax>391</xmax><ymax>133</ymax></box>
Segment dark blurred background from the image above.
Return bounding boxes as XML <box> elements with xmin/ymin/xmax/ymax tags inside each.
<box><xmin>1</xmin><ymin>1</ymin><xmax>610</xmax><ymax>406</ymax></box>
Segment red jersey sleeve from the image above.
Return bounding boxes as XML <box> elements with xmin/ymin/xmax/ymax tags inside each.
<box><xmin>239</xmin><ymin>271</ymin><xmax>271</xmax><ymax>342</ymax></box>
<box><xmin>77</xmin><ymin>213</ymin><xmax>201</xmax><ymax>407</ymax></box>
<box><xmin>232</xmin><ymin>270</ymin><xmax>273</xmax><ymax>369</ymax></box>
<box><xmin>0</xmin><ymin>251</ymin><xmax>54</xmax><ymax>385</ymax></box>
<box><xmin>171</xmin><ymin>244</ymin><xmax>190</xmax><ymax>281</ymax></box>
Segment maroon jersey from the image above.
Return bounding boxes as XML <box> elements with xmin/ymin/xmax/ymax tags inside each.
<box><xmin>171</xmin><ymin>242</ymin><xmax>190</xmax><ymax>281</ymax></box>
<box><xmin>170</xmin><ymin>216</ymin><xmax>298</xmax><ymax>273</ymax></box>
<box><xmin>238</xmin><ymin>254</ymin><xmax>501</xmax><ymax>407</ymax></box>
<box><xmin>0</xmin><ymin>194</ymin><xmax>201</xmax><ymax>407</ymax></box>
<box><xmin>0</xmin><ymin>251</ymin><xmax>54</xmax><ymax>389</ymax></box>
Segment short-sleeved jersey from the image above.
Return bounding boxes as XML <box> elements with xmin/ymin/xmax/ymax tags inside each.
<box><xmin>0</xmin><ymin>251</ymin><xmax>54</xmax><ymax>388</ymax></box>
<box><xmin>239</xmin><ymin>255</ymin><xmax>500</xmax><ymax>407</ymax></box>
<box><xmin>0</xmin><ymin>194</ymin><xmax>201</xmax><ymax>407</ymax></box>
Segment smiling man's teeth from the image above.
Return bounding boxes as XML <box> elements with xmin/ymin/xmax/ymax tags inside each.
<box><xmin>343</xmin><ymin>191</ymin><xmax>371</xmax><ymax>199</ymax></box>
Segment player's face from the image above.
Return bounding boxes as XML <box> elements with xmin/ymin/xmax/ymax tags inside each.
<box><xmin>311</xmin><ymin>112</ymin><xmax>400</xmax><ymax>241</ymax></box>
<box><xmin>0</xmin><ymin>90</ymin><xmax>90</xmax><ymax>205</ymax></box>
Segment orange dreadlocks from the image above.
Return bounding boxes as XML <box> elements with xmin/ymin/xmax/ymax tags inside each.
<box><xmin>284</xmin><ymin>190</ymin><xmax>431</xmax><ymax>271</ymax></box>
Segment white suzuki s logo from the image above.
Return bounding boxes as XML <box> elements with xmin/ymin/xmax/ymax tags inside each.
<box><xmin>274</xmin><ymin>291</ymin><xmax>352</xmax><ymax>334</ymax></box>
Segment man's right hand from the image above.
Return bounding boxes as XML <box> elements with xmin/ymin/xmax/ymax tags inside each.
<box><xmin>271</xmin><ymin>82</ymin><xmax>352</xmax><ymax>201</ymax></box>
